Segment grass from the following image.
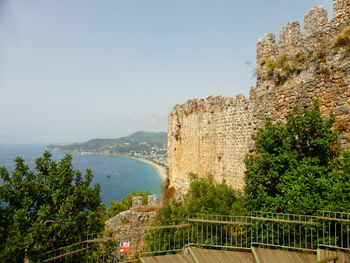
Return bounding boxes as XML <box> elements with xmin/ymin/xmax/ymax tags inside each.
<box><xmin>120</xmin><ymin>216</ymin><xmax>131</xmax><ymax>225</ymax></box>
<box><xmin>334</xmin><ymin>26</ymin><xmax>350</xmax><ymax>48</ymax></box>
<box><xmin>265</xmin><ymin>53</ymin><xmax>306</xmax><ymax>85</ymax></box>
<box><xmin>266</xmin><ymin>58</ymin><xmax>278</xmax><ymax>73</ymax></box>
<box><xmin>334</xmin><ymin>26</ymin><xmax>350</xmax><ymax>56</ymax></box>
<box><xmin>264</xmin><ymin>41</ymin><xmax>333</xmax><ymax>85</ymax></box>
<box><xmin>292</xmin><ymin>52</ymin><xmax>307</xmax><ymax>65</ymax></box>
<box><xmin>314</xmin><ymin>50</ymin><xmax>327</xmax><ymax>63</ymax></box>
<box><xmin>260</xmin><ymin>26</ymin><xmax>350</xmax><ymax>86</ymax></box>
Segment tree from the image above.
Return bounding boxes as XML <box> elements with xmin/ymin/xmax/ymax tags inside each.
<box><xmin>243</xmin><ymin>103</ymin><xmax>346</xmax><ymax>215</ymax></box>
<box><xmin>0</xmin><ymin>152</ymin><xmax>105</xmax><ymax>262</ymax></box>
<box><xmin>323</xmin><ymin>149</ymin><xmax>350</xmax><ymax>212</ymax></box>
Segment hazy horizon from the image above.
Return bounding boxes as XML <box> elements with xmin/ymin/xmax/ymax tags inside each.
<box><xmin>0</xmin><ymin>130</ymin><xmax>167</xmax><ymax>145</ymax></box>
<box><xmin>0</xmin><ymin>0</ymin><xmax>332</xmax><ymax>144</ymax></box>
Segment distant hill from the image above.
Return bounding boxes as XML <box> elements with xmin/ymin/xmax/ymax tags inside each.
<box><xmin>47</xmin><ymin>131</ymin><xmax>168</xmax><ymax>166</ymax></box>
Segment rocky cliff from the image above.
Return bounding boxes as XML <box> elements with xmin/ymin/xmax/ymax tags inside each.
<box><xmin>168</xmin><ymin>0</ymin><xmax>350</xmax><ymax>195</ymax></box>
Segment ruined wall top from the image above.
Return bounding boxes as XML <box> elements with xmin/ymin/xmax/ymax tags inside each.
<box><xmin>257</xmin><ymin>1</ymin><xmax>350</xmax><ymax>61</ymax></box>
<box><xmin>169</xmin><ymin>95</ymin><xmax>250</xmax><ymax>117</ymax></box>
<box><xmin>131</xmin><ymin>195</ymin><xmax>158</xmax><ymax>208</ymax></box>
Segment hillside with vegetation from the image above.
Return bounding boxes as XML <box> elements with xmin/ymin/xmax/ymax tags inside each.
<box><xmin>48</xmin><ymin>131</ymin><xmax>167</xmax><ymax>166</ymax></box>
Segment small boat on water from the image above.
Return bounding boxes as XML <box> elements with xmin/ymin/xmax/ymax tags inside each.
<box><xmin>106</xmin><ymin>174</ymin><xmax>112</xmax><ymax>178</ymax></box>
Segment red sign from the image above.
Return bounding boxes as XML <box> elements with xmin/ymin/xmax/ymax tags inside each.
<box><xmin>119</xmin><ymin>240</ymin><xmax>131</xmax><ymax>254</ymax></box>
<box><xmin>119</xmin><ymin>247</ymin><xmax>131</xmax><ymax>254</ymax></box>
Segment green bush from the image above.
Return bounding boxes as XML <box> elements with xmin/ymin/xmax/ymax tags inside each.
<box><xmin>243</xmin><ymin>102</ymin><xmax>350</xmax><ymax>215</ymax></box>
<box><xmin>154</xmin><ymin>174</ymin><xmax>244</xmax><ymax>222</ymax></box>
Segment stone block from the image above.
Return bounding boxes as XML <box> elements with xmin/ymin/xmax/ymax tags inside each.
<box><xmin>132</xmin><ymin>196</ymin><xmax>142</xmax><ymax>208</ymax></box>
<box><xmin>147</xmin><ymin>195</ymin><xmax>158</xmax><ymax>206</ymax></box>
<box><xmin>304</xmin><ymin>7</ymin><xmax>328</xmax><ymax>36</ymax></box>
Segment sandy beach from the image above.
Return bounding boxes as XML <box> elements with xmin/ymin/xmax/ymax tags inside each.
<box><xmin>135</xmin><ymin>158</ymin><xmax>167</xmax><ymax>183</ymax></box>
<box><xmin>56</xmin><ymin>150</ymin><xmax>168</xmax><ymax>183</ymax></box>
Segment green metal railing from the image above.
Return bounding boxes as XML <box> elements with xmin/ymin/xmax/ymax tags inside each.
<box><xmin>35</xmin><ymin>210</ymin><xmax>350</xmax><ymax>262</ymax></box>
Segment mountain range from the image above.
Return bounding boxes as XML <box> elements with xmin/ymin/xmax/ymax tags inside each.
<box><xmin>47</xmin><ymin>131</ymin><xmax>167</xmax><ymax>166</ymax></box>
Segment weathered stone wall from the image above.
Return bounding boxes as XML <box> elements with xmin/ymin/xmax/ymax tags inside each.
<box><xmin>168</xmin><ymin>0</ymin><xmax>350</xmax><ymax>195</ymax></box>
<box><xmin>168</xmin><ymin>95</ymin><xmax>254</xmax><ymax>195</ymax></box>
<box><xmin>104</xmin><ymin>195</ymin><xmax>159</xmax><ymax>258</ymax></box>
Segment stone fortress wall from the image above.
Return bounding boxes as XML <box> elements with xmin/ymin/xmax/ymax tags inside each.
<box><xmin>168</xmin><ymin>0</ymin><xmax>350</xmax><ymax>195</ymax></box>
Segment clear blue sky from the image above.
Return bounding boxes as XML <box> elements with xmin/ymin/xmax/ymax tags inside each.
<box><xmin>0</xmin><ymin>0</ymin><xmax>332</xmax><ymax>143</ymax></box>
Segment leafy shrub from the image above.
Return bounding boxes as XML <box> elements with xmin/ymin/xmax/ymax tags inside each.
<box><xmin>155</xmin><ymin>174</ymin><xmax>244</xmax><ymax>222</ymax></box>
<box><xmin>243</xmin><ymin>102</ymin><xmax>350</xmax><ymax>215</ymax></box>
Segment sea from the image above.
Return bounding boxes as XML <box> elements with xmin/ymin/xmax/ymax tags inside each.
<box><xmin>0</xmin><ymin>144</ymin><xmax>163</xmax><ymax>207</ymax></box>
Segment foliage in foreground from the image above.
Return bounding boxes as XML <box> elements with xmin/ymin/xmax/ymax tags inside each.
<box><xmin>143</xmin><ymin>175</ymin><xmax>243</xmax><ymax>253</ymax></box>
<box><xmin>0</xmin><ymin>152</ymin><xmax>105</xmax><ymax>263</ymax></box>
<box><xmin>244</xmin><ymin>103</ymin><xmax>350</xmax><ymax>214</ymax></box>
<box><xmin>157</xmin><ymin>174</ymin><xmax>243</xmax><ymax>221</ymax></box>
<box><xmin>107</xmin><ymin>190</ymin><xmax>151</xmax><ymax>219</ymax></box>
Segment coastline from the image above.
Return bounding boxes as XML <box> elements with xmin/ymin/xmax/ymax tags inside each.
<box><xmin>49</xmin><ymin>149</ymin><xmax>167</xmax><ymax>183</ymax></box>
<box><xmin>132</xmin><ymin>157</ymin><xmax>167</xmax><ymax>183</ymax></box>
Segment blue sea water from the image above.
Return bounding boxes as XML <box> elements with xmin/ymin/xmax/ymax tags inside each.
<box><xmin>0</xmin><ymin>144</ymin><xmax>163</xmax><ymax>207</ymax></box>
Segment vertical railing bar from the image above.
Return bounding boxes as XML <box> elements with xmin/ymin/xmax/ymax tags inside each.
<box><xmin>323</xmin><ymin>211</ymin><xmax>325</xmax><ymax>247</ymax></box>
<box><xmin>169</xmin><ymin>227</ymin><xmax>171</xmax><ymax>252</ymax></box>
<box><xmin>215</xmin><ymin>223</ymin><xmax>218</xmax><ymax>247</ymax></box>
<box><xmin>316</xmin><ymin>214</ymin><xmax>319</xmax><ymax>250</ymax></box>
<box><xmin>294</xmin><ymin>215</ymin><xmax>296</xmax><ymax>248</ymax></box>
<box><xmin>346</xmin><ymin>214</ymin><xmax>350</xmax><ymax>251</ymax></box>
<box><xmin>250</xmin><ymin>217</ymin><xmax>252</xmax><ymax>248</ymax></box>
<box><xmin>288</xmin><ymin>214</ymin><xmax>291</xmax><ymax>247</ymax></box>
<box><xmin>311</xmin><ymin>225</ymin><xmax>313</xmax><ymax>250</ymax></box>
<box><xmin>299</xmin><ymin>224</ymin><xmax>301</xmax><ymax>248</ymax></box>
<box><xmin>305</xmin><ymin>224</ymin><xmax>307</xmax><ymax>249</ymax></box>
<box><xmin>206</xmin><ymin>220</ymin><xmax>208</xmax><ymax>244</ymax></box>
<box><xmin>220</xmin><ymin>224</ymin><xmax>223</xmax><ymax>246</ymax></box>
<box><xmin>245</xmin><ymin>222</ymin><xmax>248</xmax><ymax>248</ymax></box>
<box><xmin>335</xmin><ymin>221</ymin><xmax>337</xmax><ymax>247</ymax></box>
<box><xmin>327</xmin><ymin>211</ymin><xmax>330</xmax><ymax>246</ymax></box>
<box><xmin>262</xmin><ymin>211</ymin><xmax>264</xmax><ymax>245</ymax></box>
<box><xmin>283</xmin><ymin>221</ymin><xmax>285</xmax><ymax>247</ymax></box>
<box><xmin>226</xmin><ymin>221</ymin><xmax>228</xmax><ymax>247</ymax></box>
<box><xmin>341</xmin><ymin>213</ymin><xmax>344</xmax><ymax>248</ymax></box>
<box><xmin>210</xmin><ymin>224</ymin><xmax>213</xmax><ymax>248</ymax></box>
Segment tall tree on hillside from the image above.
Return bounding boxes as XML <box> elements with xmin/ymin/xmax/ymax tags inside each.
<box><xmin>0</xmin><ymin>152</ymin><xmax>105</xmax><ymax>262</ymax></box>
<box><xmin>243</xmin><ymin>103</ymin><xmax>350</xmax><ymax>215</ymax></box>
